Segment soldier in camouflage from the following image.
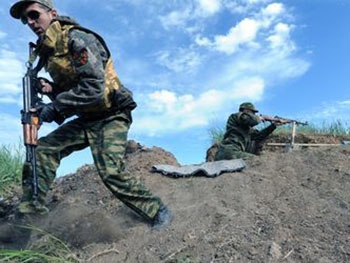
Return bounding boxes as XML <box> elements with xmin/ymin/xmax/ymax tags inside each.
<box><xmin>214</xmin><ymin>102</ymin><xmax>280</xmax><ymax>161</ymax></box>
<box><xmin>10</xmin><ymin>0</ymin><xmax>171</xmax><ymax>228</ymax></box>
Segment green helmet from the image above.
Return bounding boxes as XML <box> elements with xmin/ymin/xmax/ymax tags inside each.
<box><xmin>239</xmin><ymin>102</ymin><xmax>258</xmax><ymax>113</ymax></box>
<box><xmin>10</xmin><ymin>0</ymin><xmax>54</xmax><ymax>19</ymax></box>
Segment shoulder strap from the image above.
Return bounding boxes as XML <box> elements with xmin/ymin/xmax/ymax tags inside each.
<box><xmin>27</xmin><ymin>42</ymin><xmax>45</xmax><ymax>77</ymax></box>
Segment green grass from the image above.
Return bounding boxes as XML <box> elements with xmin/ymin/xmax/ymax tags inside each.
<box><xmin>208</xmin><ymin>125</ymin><xmax>225</xmax><ymax>145</ymax></box>
<box><xmin>0</xmin><ymin>226</ymin><xmax>80</xmax><ymax>263</ymax></box>
<box><xmin>272</xmin><ymin>119</ymin><xmax>350</xmax><ymax>136</ymax></box>
<box><xmin>0</xmin><ymin>145</ymin><xmax>82</xmax><ymax>263</ymax></box>
<box><xmin>0</xmin><ymin>249</ymin><xmax>72</xmax><ymax>263</ymax></box>
<box><xmin>0</xmin><ymin>143</ymin><xmax>24</xmax><ymax>197</ymax></box>
<box><xmin>0</xmin><ymin>144</ymin><xmax>81</xmax><ymax>263</ymax></box>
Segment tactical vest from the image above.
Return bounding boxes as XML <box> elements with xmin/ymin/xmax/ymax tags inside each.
<box><xmin>222</xmin><ymin>112</ymin><xmax>257</xmax><ymax>149</ymax></box>
<box><xmin>37</xmin><ymin>19</ymin><xmax>123</xmax><ymax>112</ymax></box>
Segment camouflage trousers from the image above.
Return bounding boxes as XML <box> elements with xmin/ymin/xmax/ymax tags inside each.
<box><xmin>214</xmin><ymin>144</ymin><xmax>255</xmax><ymax>161</ymax></box>
<box><xmin>21</xmin><ymin>111</ymin><xmax>162</xmax><ymax>221</ymax></box>
<box><xmin>214</xmin><ymin>140</ymin><xmax>264</xmax><ymax>161</ymax></box>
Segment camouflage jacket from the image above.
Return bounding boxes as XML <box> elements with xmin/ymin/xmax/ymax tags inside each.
<box><xmin>221</xmin><ymin>112</ymin><xmax>276</xmax><ymax>151</ymax></box>
<box><xmin>36</xmin><ymin>16</ymin><xmax>134</xmax><ymax>118</ymax></box>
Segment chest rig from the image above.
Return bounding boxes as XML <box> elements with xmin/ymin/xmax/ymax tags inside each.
<box><xmin>36</xmin><ymin>18</ymin><xmax>122</xmax><ymax>110</ymax></box>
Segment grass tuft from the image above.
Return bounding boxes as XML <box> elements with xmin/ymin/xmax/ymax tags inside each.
<box><xmin>0</xmin><ymin>143</ymin><xmax>23</xmax><ymax>197</ymax></box>
<box><xmin>209</xmin><ymin>119</ymin><xmax>350</xmax><ymax>144</ymax></box>
<box><xmin>0</xmin><ymin>225</ymin><xmax>80</xmax><ymax>263</ymax></box>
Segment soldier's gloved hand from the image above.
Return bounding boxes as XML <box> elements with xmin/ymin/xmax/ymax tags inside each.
<box><xmin>38</xmin><ymin>77</ymin><xmax>53</xmax><ymax>94</ymax></box>
<box><xmin>110</xmin><ymin>86</ymin><xmax>137</xmax><ymax>111</ymax></box>
<box><xmin>38</xmin><ymin>103</ymin><xmax>60</xmax><ymax>124</ymax></box>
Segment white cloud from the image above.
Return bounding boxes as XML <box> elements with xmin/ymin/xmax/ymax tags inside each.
<box><xmin>233</xmin><ymin>77</ymin><xmax>265</xmax><ymax>100</ymax></box>
<box><xmin>195</xmin><ymin>3</ymin><xmax>287</xmax><ymax>54</ymax></box>
<box><xmin>339</xmin><ymin>100</ymin><xmax>350</xmax><ymax>105</ymax></box>
<box><xmin>0</xmin><ymin>49</ymin><xmax>23</xmax><ymax>99</ymax></box>
<box><xmin>195</xmin><ymin>0</ymin><xmax>222</xmax><ymax>16</ymax></box>
<box><xmin>132</xmin><ymin>76</ymin><xmax>265</xmax><ymax>136</ymax></box>
<box><xmin>129</xmin><ymin>0</ymin><xmax>309</xmax><ymax>136</ymax></box>
<box><xmin>159</xmin><ymin>8</ymin><xmax>192</xmax><ymax>30</ymax></box>
<box><xmin>0</xmin><ymin>95</ymin><xmax>18</xmax><ymax>104</ymax></box>
<box><xmin>0</xmin><ymin>112</ymin><xmax>57</xmax><ymax>152</ymax></box>
<box><xmin>262</xmin><ymin>2</ymin><xmax>284</xmax><ymax>16</ymax></box>
<box><xmin>266</xmin><ymin>23</ymin><xmax>294</xmax><ymax>50</ymax></box>
<box><xmin>257</xmin><ymin>3</ymin><xmax>285</xmax><ymax>28</ymax></box>
<box><xmin>224</xmin><ymin>0</ymin><xmax>273</xmax><ymax>14</ymax></box>
<box><xmin>0</xmin><ymin>0</ymin><xmax>311</xmax><ymax>142</ymax></box>
<box><xmin>159</xmin><ymin>0</ymin><xmax>223</xmax><ymax>31</ymax></box>
<box><xmin>0</xmin><ymin>113</ymin><xmax>22</xmax><ymax>145</ymax></box>
<box><xmin>0</xmin><ymin>31</ymin><xmax>6</xmax><ymax>39</ymax></box>
<box><xmin>155</xmin><ymin>48</ymin><xmax>202</xmax><ymax>74</ymax></box>
<box><xmin>132</xmin><ymin>89</ymin><xmax>218</xmax><ymax>136</ymax></box>
<box><xmin>204</xmin><ymin>18</ymin><xmax>260</xmax><ymax>54</ymax></box>
<box><xmin>312</xmin><ymin>100</ymin><xmax>350</xmax><ymax>121</ymax></box>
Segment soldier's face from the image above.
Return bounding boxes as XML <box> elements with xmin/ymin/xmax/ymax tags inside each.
<box><xmin>21</xmin><ymin>3</ymin><xmax>57</xmax><ymax>36</ymax></box>
<box><xmin>243</xmin><ymin>109</ymin><xmax>255</xmax><ymax>115</ymax></box>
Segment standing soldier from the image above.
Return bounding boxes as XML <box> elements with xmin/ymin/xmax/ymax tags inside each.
<box><xmin>215</xmin><ymin>102</ymin><xmax>282</xmax><ymax>161</ymax></box>
<box><xmin>9</xmin><ymin>0</ymin><xmax>171</xmax><ymax>228</ymax></box>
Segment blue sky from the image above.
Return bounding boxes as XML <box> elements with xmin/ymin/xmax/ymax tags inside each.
<box><xmin>0</xmin><ymin>0</ymin><xmax>349</xmax><ymax>176</ymax></box>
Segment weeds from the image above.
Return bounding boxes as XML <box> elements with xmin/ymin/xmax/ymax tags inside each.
<box><xmin>0</xmin><ymin>225</ymin><xmax>80</xmax><ymax>263</ymax></box>
<box><xmin>0</xmin><ymin>143</ymin><xmax>23</xmax><ymax>197</ymax></box>
<box><xmin>209</xmin><ymin>119</ymin><xmax>350</xmax><ymax>144</ymax></box>
<box><xmin>208</xmin><ymin>125</ymin><xmax>225</xmax><ymax>145</ymax></box>
<box><xmin>271</xmin><ymin>119</ymin><xmax>350</xmax><ymax>136</ymax></box>
<box><xmin>0</xmin><ymin>145</ymin><xmax>80</xmax><ymax>263</ymax></box>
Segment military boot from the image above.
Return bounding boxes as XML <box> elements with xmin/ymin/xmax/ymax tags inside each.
<box><xmin>152</xmin><ymin>204</ymin><xmax>172</xmax><ymax>230</ymax></box>
<box><xmin>18</xmin><ymin>201</ymin><xmax>49</xmax><ymax>216</ymax></box>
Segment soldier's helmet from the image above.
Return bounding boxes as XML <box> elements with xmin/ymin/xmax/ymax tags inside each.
<box><xmin>239</xmin><ymin>102</ymin><xmax>258</xmax><ymax>113</ymax></box>
<box><xmin>10</xmin><ymin>0</ymin><xmax>54</xmax><ymax>19</ymax></box>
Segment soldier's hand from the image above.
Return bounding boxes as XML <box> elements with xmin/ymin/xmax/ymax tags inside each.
<box><xmin>39</xmin><ymin>78</ymin><xmax>53</xmax><ymax>94</ymax></box>
<box><xmin>275</xmin><ymin>119</ymin><xmax>288</xmax><ymax>126</ymax></box>
<box><xmin>38</xmin><ymin>103</ymin><xmax>58</xmax><ymax>123</ymax></box>
<box><xmin>259</xmin><ymin>115</ymin><xmax>265</xmax><ymax>122</ymax></box>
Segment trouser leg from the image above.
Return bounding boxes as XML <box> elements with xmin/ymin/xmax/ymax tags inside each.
<box><xmin>88</xmin><ymin>114</ymin><xmax>162</xmax><ymax>221</ymax></box>
<box><xmin>247</xmin><ymin>140</ymin><xmax>265</xmax><ymax>155</ymax></box>
<box><xmin>214</xmin><ymin>144</ymin><xmax>255</xmax><ymax>161</ymax></box>
<box><xmin>20</xmin><ymin>119</ymin><xmax>88</xmax><ymax>211</ymax></box>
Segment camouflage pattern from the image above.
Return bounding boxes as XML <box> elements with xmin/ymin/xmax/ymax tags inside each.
<box><xmin>214</xmin><ymin>144</ymin><xmax>255</xmax><ymax>160</ymax></box>
<box><xmin>239</xmin><ymin>102</ymin><xmax>259</xmax><ymax>113</ymax></box>
<box><xmin>38</xmin><ymin>18</ymin><xmax>126</xmax><ymax>117</ymax></box>
<box><xmin>20</xmin><ymin>112</ymin><xmax>162</xmax><ymax>220</ymax></box>
<box><xmin>19</xmin><ymin>17</ymin><xmax>161</xmax><ymax>221</ymax></box>
<box><xmin>10</xmin><ymin>0</ymin><xmax>54</xmax><ymax>19</ymax></box>
<box><xmin>214</xmin><ymin>112</ymin><xmax>276</xmax><ymax>161</ymax></box>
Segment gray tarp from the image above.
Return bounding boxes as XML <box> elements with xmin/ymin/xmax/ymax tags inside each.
<box><xmin>152</xmin><ymin>159</ymin><xmax>246</xmax><ymax>178</ymax></box>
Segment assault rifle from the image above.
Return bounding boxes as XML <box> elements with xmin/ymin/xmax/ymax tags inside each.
<box><xmin>21</xmin><ymin>43</ymin><xmax>63</xmax><ymax>202</ymax></box>
<box><xmin>259</xmin><ymin>115</ymin><xmax>308</xmax><ymax>126</ymax></box>
<box><xmin>21</xmin><ymin>42</ymin><xmax>42</xmax><ymax>202</ymax></box>
<box><xmin>259</xmin><ymin>114</ymin><xmax>308</xmax><ymax>151</ymax></box>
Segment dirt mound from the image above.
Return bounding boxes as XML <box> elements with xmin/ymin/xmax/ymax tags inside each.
<box><xmin>205</xmin><ymin>133</ymin><xmax>350</xmax><ymax>161</ymax></box>
<box><xmin>1</xmin><ymin>139</ymin><xmax>350</xmax><ymax>262</ymax></box>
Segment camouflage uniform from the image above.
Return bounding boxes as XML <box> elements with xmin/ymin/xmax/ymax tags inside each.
<box><xmin>19</xmin><ymin>17</ymin><xmax>163</xmax><ymax>221</ymax></box>
<box><xmin>214</xmin><ymin>109</ymin><xmax>277</xmax><ymax>161</ymax></box>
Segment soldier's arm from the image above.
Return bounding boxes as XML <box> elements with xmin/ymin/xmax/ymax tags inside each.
<box><xmin>239</xmin><ymin>112</ymin><xmax>261</xmax><ymax>127</ymax></box>
<box><xmin>54</xmin><ymin>29</ymin><xmax>108</xmax><ymax>116</ymax></box>
<box><xmin>251</xmin><ymin>123</ymin><xmax>277</xmax><ymax>141</ymax></box>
